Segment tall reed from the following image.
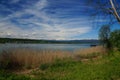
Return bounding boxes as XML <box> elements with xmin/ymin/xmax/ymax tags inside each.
<box><xmin>74</xmin><ymin>46</ymin><xmax>107</xmax><ymax>59</ymax></box>
<box><xmin>0</xmin><ymin>48</ymin><xmax>72</xmax><ymax>69</ymax></box>
<box><xmin>0</xmin><ymin>46</ymin><xmax>106</xmax><ymax>70</ymax></box>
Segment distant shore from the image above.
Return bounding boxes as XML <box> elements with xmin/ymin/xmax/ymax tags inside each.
<box><xmin>0</xmin><ymin>37</ymin><xmax>100</xmax><ymax>44</ymax></box>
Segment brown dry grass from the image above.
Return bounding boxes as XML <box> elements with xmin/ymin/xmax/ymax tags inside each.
<box><xmin>74</xmin><ymin>46</ymin><xmax>107</xmax><ymax>60</ymax></box>
<box><xmin>0</xmin><ymin>46</ymin><xmax>106</xmax><ymax>70</ymax></box>
<box><xmin>0</xmin><ymin>49</ymin><xmax>72</xmax><ymax>69</ymax></box>
<box><xmin>75</xmin><ymin>46</ymin><xmax>107</xmax><ymax>55</ymax></box>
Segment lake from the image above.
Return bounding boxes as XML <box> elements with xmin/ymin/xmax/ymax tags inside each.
<box><xmin>0</xmin><ymin>43</ymin><xmax>92</xmax><ymax>52</ymax></box>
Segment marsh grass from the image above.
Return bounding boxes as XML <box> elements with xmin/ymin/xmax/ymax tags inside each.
<box><xmin>1</xmin><ymin>46</ymin><xmax>119</xmax><ymax>80</ymax></box>
<box><xmin>29</xmin><ymin>51</ymin><xmax>120</xmax><ymax>80</ymax></box>
<box><xmin>74</xmin><ymin>46</ymin><xmax>107</xmax><ymax>60</ymax></box>
<box><xmin>0</xmin><ymin>48</ymin><xmax>72</xmax><ymax>70</ymax></box>
<box><xmin>75</xmin><ymin>46</ymin><xmax>107</xmax><ymax>55</ymax></box>
<box><xmin>0</xmin><ymin>46</ymin><xmax>106</xmax><ymax>70</ymax></box>
<box><xmin>1</xmin><ymin>51</ymin><xmax>120</xmax><ymax>80</ymax></box>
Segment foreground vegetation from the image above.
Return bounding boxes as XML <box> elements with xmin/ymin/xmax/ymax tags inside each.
<box><xmin>0</xmin><ymin>46</ymin><xmax>105</xmax><ymax>70</ymax></box>
<box><xmin>0</xmin><ymin>46</ymin><xmax>120</xmax><ymax>80</ymax></box>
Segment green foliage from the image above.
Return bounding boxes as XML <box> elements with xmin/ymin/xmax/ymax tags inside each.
<box><xmin>1</xmin><ymin>52</ymin><xmax>120</xmax><ymax>80</ymax></box>
<box><xmin>39</xmin><ymin>63</ymin><xmax>50</xmax><ymax>70</ymax></box>
<box><xmin>0</xmin><ymin>70</ymin><xmax>32</xmax><ymax>80</ymax></box>
<box><xmin>39</xmin><ymin>59</ymin><xmax>76</xmax><ymax>71</ymax></box>
<box><xmin>99</xmin><ymin>25</ymin><xmax>120</xmax><ymax>51</ymax></box>
<box><xmin>110</xmin><ymin>29</ymin><xmax>120</xmax><ymax>51</ymax></box>
<box><xmin>99</xmin><ymin>25</ymin><xmax>111</xmax><ymax>49</ymax></box>
<box><xmin>36</xmin><ymin>52</ymin><xmax>120</xmax><ymax>80</ymax></box>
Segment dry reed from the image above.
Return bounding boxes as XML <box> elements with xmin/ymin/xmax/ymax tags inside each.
<box><xmin>0</xmin><ymin>46</ymin><xmax>106</xmax><ymax>70</ymax></box>
<box><xmin>0</xmin><ymin>48</ymin><xmax>72</xmax><ymax>69</ymax></box>
<box><xmin>74</xmin><ymin>46</ymin><xmax>107</xmax><ymax>59</ymax></box>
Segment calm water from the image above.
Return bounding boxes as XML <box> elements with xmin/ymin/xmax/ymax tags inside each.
<box><xmin>0</xmin><ymin>43</ymin><xmax>91</xmax><ymax>52</ymax></box>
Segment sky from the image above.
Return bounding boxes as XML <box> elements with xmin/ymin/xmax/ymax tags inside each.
<box><xmin>0</xmin><ymin>0</ymin><xmax>120</xmax><ymax>40</ymax></box>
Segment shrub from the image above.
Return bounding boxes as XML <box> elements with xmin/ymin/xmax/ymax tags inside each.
<box><xmin>99</xmin><ymin>25</ymin><xmax>111</xmax><ymax>49</ymax></box>
<box><xmin>110</xmin><ymin>30</ymin><xmax>120</xmax><ymax>51</ymax></box>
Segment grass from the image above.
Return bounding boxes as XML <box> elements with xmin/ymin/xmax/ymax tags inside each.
<box><xmin>0</xmin><ymin>70</ymin><xmax>32</xmax><ymax>80</ymax></box>
<box><xmin>30</xmin><ymin>51</ymin><xmax>120</xmax><ymax>80</ymax></box>
<box><xmin>1</xmin><ymin>46</ymin><xmax>120</xmax><ymax>80</ymax></box>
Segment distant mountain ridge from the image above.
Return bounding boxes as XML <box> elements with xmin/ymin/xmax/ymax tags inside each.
<box><xmin>0</xmin><ymin>38</ymin><xmax>100</xmax><ymax>44</ymax></box>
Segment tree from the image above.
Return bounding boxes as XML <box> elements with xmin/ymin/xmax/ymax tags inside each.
<box><xmin>99</xmin><ymin>25</ymin><xmax>111</xmax><ymax>49</ymax></box>
<box><xmin>86</xmin><ymin>0</ymin><xmax>120</xmax><ymax>24</ymax></box>
<box><xmin>109</xmin><ymin>0</ymin><xmax>120</xmax><ymax>22</ymax></box>
<box><xmin>110</xmin><ymin>30</ymin><xmax>120</xmax><ymax>51</ymax></box>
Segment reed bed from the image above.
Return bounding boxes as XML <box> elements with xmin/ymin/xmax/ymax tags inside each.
<box><xmin>0</xmin><ymin>48</ymin><xmax>72</xmax><ymax>69</ymax></box>
<box><xmin>0</xmin><ymin>46</ymin><xmax>106</xmax><ymax>70</ymax></box>
<box><xmin>74</xmin><ymin>46</ymin><xmax>107</xmax><ymax>59</ymax></box>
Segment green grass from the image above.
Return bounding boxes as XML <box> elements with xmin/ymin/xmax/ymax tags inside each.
<box><xmin>1</xmin><ymin>51</ymin><xmax>120</xmax><ymax>80</ymax></box>
<box><xmin>0</xmin><ymin>70</ymin><xmax>32</xmax><ymax>80</ymax></box>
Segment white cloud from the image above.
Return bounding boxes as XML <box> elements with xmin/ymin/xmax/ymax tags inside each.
<box><xmin>35</xmin><ymin>0</ymin><xmax>47</xmax><ymax>10</ymax></box>
<box><xmin>0</xmin><ymin>0</ymin><xmax>93</xmax><ymax>40</ymax></box>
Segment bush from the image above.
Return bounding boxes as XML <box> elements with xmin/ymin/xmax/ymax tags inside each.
<box><xmin>99</xmin><ymin>25</ymin><xmax>111</xmax><ymax>49</ymax></box>
<box><xmin>110</xmin><ymin>30</ymin><xmax>120</xmax><ymax>51</ymax></box>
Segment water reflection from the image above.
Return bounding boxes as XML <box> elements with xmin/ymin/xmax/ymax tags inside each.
<box><xmin>0</xmin><ymin>43</ymin><xmax>91</xmax><ymax>52</ymax></box>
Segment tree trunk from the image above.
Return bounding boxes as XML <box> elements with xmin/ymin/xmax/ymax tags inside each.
<box><xmin>110</xmin><ymin>0</ymin><xmax>120</xmax><ymax>23</ymax></box>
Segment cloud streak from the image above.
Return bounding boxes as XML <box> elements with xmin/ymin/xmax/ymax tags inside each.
<box><xmin>0</xmin><ymin>0</ymin><xmax>99</xmax><ymax>40</ymax></box>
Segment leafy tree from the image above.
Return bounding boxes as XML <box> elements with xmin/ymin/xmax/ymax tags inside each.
<box><xmin>99</xmin><ymin>25</ymin><xmax>111</xmax><ymax>49</ymax></box>
<box><xmin>110</xmin><ymin>30</ymin><xmax>120</xmax><ymax>51</ymax></box>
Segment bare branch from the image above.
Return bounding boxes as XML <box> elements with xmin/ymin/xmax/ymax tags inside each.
<box><xmin>110</xmin><ymin>0</ymin><xmax>120</xmax><ymax>22</ymax></box>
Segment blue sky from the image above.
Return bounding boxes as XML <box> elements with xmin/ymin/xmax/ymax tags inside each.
<box><xmin>0</xmin><ymin>0</ymin><xmax>119</xmax><ymax>40</ymax></box>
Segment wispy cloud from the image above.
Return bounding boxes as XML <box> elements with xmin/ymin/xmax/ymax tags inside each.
<box><xmin>0</xmin><ymin>0</ymin><xmax>99</xmax><ymax>40</ymax></box>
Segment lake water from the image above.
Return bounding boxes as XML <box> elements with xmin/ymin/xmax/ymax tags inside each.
<box><xmin>0</xmin><ymin>43</ymin><xmax>91</xmax><ymax>52</ymax></box>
